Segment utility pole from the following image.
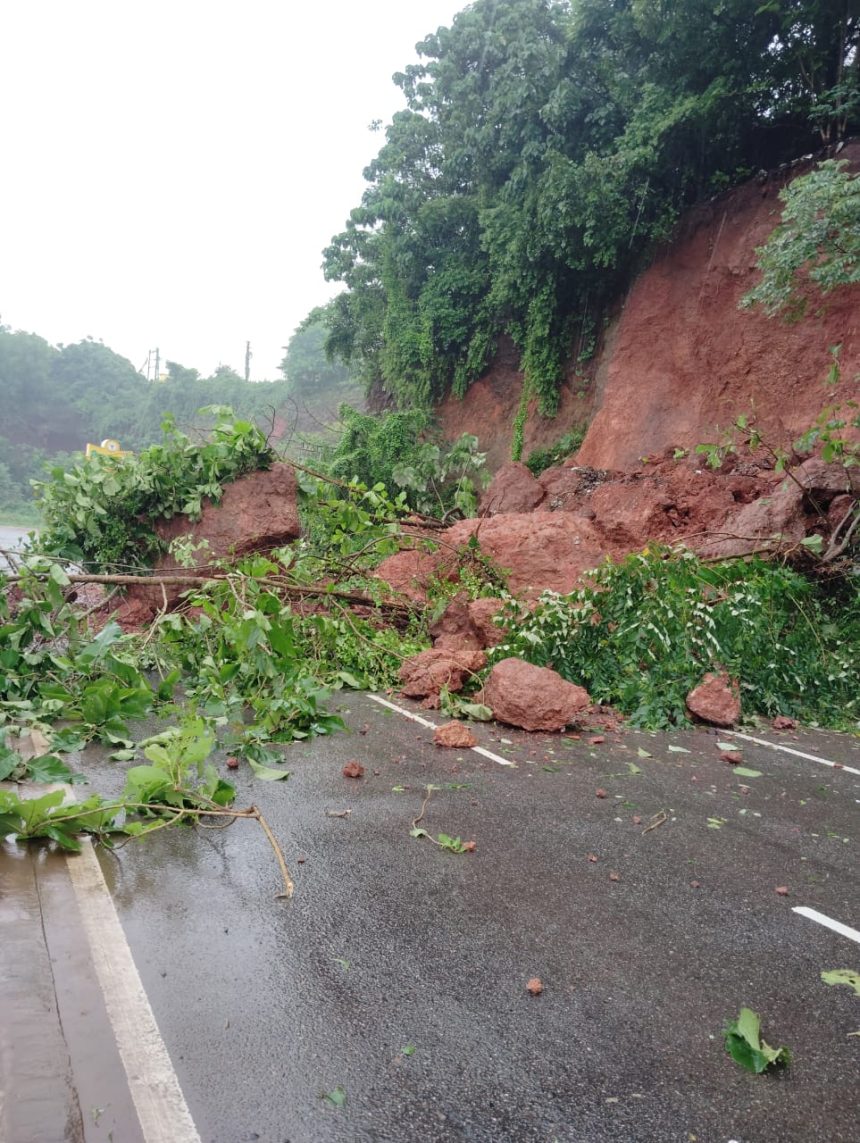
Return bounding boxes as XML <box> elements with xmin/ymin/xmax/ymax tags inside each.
<box><xmin>154</xmin><ymin>347</ymin><xmax>160</xmax><ymax>382</ymax></box>
<box><xmin>244</xmin><ymin>340</ymin><xmax>252</xmax><ymax>383</ymax></box>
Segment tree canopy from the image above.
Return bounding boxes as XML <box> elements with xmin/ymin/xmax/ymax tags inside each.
<box><xmin>323</xmin><ymin>0</ymin><xmax>860</xmax><ymax>414</ymax></box>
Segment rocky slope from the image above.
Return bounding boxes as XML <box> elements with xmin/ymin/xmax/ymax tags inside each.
<box><xmin>437</xmin><ymin>144</ymin><xmax>860</xmax><ymax>471</ymax></box>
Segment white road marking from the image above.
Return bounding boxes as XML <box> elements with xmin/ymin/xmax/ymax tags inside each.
<box><xmin>369</xmin><ymin>693</ymin><xmax>516</xmax><ymax>766</ymax></box>
<box><xmin>66</xmin><ymin>839</ymin><xmax>201</xmax><ymax>1143</ymax></box>
<box><xmin>792</xmin><ymin>906</ymin><xmax>860</xmax><ymax>946</ymax></box>
<box><xmin>724</xmin><ymin>731</ymin><xmax>860</xmax><ymax>776</ymax></box>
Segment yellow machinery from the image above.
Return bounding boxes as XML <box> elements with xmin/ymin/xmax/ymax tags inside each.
<box><xmin>84</xmin><ymin>439</ymin><xmax>133</xmax><ymax>459</ymax></box>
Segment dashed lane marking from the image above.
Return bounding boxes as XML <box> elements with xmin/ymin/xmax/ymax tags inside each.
<box><xmin>792</xmin><ymin>906</ymin><xmax>860</xmax><ymax>946</ymax></box>
<box><xmin>66</xmin><ymin>839</ymin><xmax>202</xmax><ymax>1143</ymax></box>
<box><xmin>368</xmin><ymin>693</ymin><xmax>516</xmax><ymax>766</ymax></box>
<box><xmin>724</xmin><ymin>731</ymin><xmax>860</xmax><ymax>777</ymax></box>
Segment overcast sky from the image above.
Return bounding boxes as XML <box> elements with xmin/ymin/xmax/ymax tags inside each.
<box><xmin>1</xmin><ymin>0</ymin><xmax>465</xmax><ymax>379</ymax></box>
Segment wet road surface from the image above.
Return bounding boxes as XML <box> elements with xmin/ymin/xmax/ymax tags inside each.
<box><xmin>2</xmin><ymin>694</ymin><xmax>859</xmax><ymax>1142</ymax></box>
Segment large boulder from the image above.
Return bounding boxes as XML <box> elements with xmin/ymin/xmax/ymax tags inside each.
<box><xmin>686</xmin><ymin>672</ymin><xmax>741</xmax><ymax>727</ymax></box>
<box><xmin>481</xmin><ymin>657</ymin><xmax>590</xmax><ymax>732</ymax></box>
<box><xmin>430</xmin><ymin>593</ymin><xmax>508</xmax><ymax>651</ymax></box>
<box><xmin>467</xmin><ymin>598</ymin><xmax>507</xmax><ymax>648</ymax></box>
<box><xmin>399</xmin><ymin>648</ymin><xmax>487</xmax><ymax>699</ymax></box>
<box><xmin>697</xmin><ymin>483</ymin><xmax>805</xmax><ymax>559</ymax></box>
<box><xmin>444</xmin><ymin>513</ymin><xmax>611</xmax><ymax>597</ymax></box>
<box><xmin>479</xmin><ymin>462</ymin><xmax>545</xmax><ymax>515</ymax></box>
<box><xmin>124</xmin><ymin>463</ymin><xmax>301</xmax><ymax>611</ymax></box>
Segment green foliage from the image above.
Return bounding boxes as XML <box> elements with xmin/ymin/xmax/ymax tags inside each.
<box><xmin>324</xmin><ymin>0</ymin><xmax>859</xmax><ymax>411</ymax></box>
<box><xmin>741</xmin><ymin>160</ymin><xmax>860</xmax><ymax>319</ymax></box>
<box><xmin>327</xmin><ymin>406</ymin><xmax>487</xmax><ymax>517</ymax></box>
<box><xmin>124</xmin><ymin>719</ymin><xmax>235</xmax><ymax>810</ymax></box>
<box><xmin>35</xmin><ymin>407</ymin><xmax>274</xmax><ymax>571</ymax></box>
<box><xmin>524</xmin><ymin>427</ymin><xmax>587</xmax><ymax>476</ymax></box>
<box><xmin>724</xmin><ymin>1008</ymin><xmax>791</xmax><ymax>1074</ymax></box>
<box><xmin>491</xmin><ymin>549</ymin><xmax>859</xmax><ymax>729</ymax></box>
<box><xmin>511</xmin><ymin>383</ymin><xmax>531</xmax><ymax>463</ymax></box>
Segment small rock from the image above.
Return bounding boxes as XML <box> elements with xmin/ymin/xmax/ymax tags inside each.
<box><xmin>632</xmin><ymin>815</ymin><xmax>642</xmax><ymax>826</ymax></box>
<box><xmin>772</xmin><ymin>715</ymin><xmax>797</xmax><ymax>731</ymax></box>
<box><xmin>690</xmin><ymin>880</ymin><xmax>701</xmax><ymax>889</ymax></box>
<box><xmin>588</xmin><ymin>735</ymin><xmax>606</xmax><ymax>745</ymax></box>
<box><xmin>595</xmin><ymin>788</ymin><xmax>607</xmax><ymax>799</ymax></box>
<box><xmin>525</xmin><ymin>977</ymin><xmax>543</xmax><ymax>995</ymax></box>
<box><xmin>775</xmin><ymin>885</ymin><xmax>790</xmax><ymax>896</ymax></box>
<box><xmin>342</xmin><ymin>761</ymin><xmax>365</xmax><ymax>779</ymax></box>
<box><xmin>587</xmin><ymin>853</ymin><xmax>599</xmax><ymax>863</ymax></box>
<box><xmin>609</xmin><ymin>871</ymin><xmax>620</xmax><ymax>882</ymax></box>
<box><xmin>434</xmin><ymin>721</ymin><xmax>478</xmax><ymax>748</ymax></box>
<box><xmin>226</xmin><ymin>756</ymin><xmax>240</xmax><ymax>770</ymax></box>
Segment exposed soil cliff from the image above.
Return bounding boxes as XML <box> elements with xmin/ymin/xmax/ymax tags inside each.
<box><xmin>437</xmin><ymin>144</ymin><xmax>860</xmax><ymax>470</ymax></box>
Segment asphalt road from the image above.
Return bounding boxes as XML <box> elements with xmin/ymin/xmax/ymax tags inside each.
<box><xmin>3</xmin><ymin>695</ymin><xmax>859</xmax><ymax>1142</ymax></box>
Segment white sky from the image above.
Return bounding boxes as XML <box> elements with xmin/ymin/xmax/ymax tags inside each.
<box><xmin>0</xmin><ymin>0</ymin><xmax>466</xmax><ymax>380</ymax></box>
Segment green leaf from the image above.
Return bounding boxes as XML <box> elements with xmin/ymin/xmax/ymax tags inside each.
<box><xmin>716</xmin><ymin>741</ymin><xmax>736</xmax><ymax>751</ymax></box>
<box><xmin>24</xmin><ymin>753</ymin><xmax>85</xmax><ymax>784</ymax></box>
<box><xmin>733</xmin><ymin>767</ymin><xmax>762</xmax><ymax>778</ymax></box>
<box><xmin>821</xmin><ymin>969</ymin><xmax>860</xmax><ymax>997</ymax></box>
<box><xmin>247</xmin><ymin>759</ymin><xmax>291</xmax><ymax>782</ymax></box>
<box><xmin>323</xmin><ymin>1087</ymin><xmax>346</xmax><ymax>1108</ymax></box>
<box><xmin>636</xmin><ymin>747</ymin><xmax>652</xmax><ymax>758</ymax></box>
<box><xmin>458</xmin><ymin>702</ymin><xmax>493</xmax><ymax>722</ymax></box>
<box><xmin>336</xmin><ymin>670</ymin><xmax>364</xmax><ymax>689</ymax></box>
<box><xmin>724</xmin><ymin>1007</ymin><xmax>790</xmax><ymax>1073</ymax></box>
<box><xmin>401</xmin><ymin>1044</ymin><xmax>416</xmax><ymax>1056</ymax></box>
<box><xmin>667</xmin><ymin>745</ymin><xmax>690</xmax><ymax>753</ymax></box>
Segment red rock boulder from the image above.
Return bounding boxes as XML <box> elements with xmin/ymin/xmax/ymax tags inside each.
<box><xmin>444</xmin><ymin>513</ymin><xmax>611</xmax><ymax>597</ymax></box>
<box><xmin>430</xmin><ymin>593</ymin><xmax>508</xmax><ymax>651</ymax></box>
<box><xmin>126</xmin><ymin>463</ymin><xmax>302</xmax><ymax>609</ymax></box>
<box><xmin>697</xmin><ymin>483</ymin><xmax>805</xmax><ymax>560</ymax></box>
<box><xmin>467</xmin><ymin>598</ymin><xmax>507</xmax><ymax>648</ymax></box>
<box><xmin>399</xmin><ymin>648</ymin><xmax>487</xmax><ymax>699</ymax></box>
<box><xmin>481</xmin><ymin>657</ymin><xmax>590</xmax><ymax>732</ymax></box>
<box><xmin>686</xmin><ymin>672</ymin><xmax>741</xmax><ymax>727</ymax></box>
<box><xmin>479</xmin><ymin>462</ymin><xmax>545</xmax><ymax>515</ymax></box>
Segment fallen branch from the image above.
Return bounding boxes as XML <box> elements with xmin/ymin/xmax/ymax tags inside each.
<box><xmin>3</xmin><ymin>570</ymin><xmax>421</xmax><ymax>618</ymax></box>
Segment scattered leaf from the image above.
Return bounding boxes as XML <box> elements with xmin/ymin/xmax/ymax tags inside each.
<box><xmin>716</xmin><ymin>741</ymin><xmax>737</xmax><ymax>752</ymax></box>
<box><xmin>401</xmin><ymin>1044</ymin><xmax>416</xmax><ymax>1056</ymax></box>
<box><xmin>720</xmin><ymin>751</ymin><xmax>744</xmax><ymax>764</ymax></box>
<box><xmin>668</xmin><ymin>745</ymin><xmax>691</xmax><ymax>754</ymax></box>
<box><xmin>333</xmin><ymin>957</ymin><xmax>350</xmax><ymax>972</ymax></box>
<box><xmin>821</xmin><ymin>969</ymin><xmax>860</xmax><ymax>996</ymax></box>
<box><xmin>734</xmin><ymin>766</ymin><xmax>762</xmax><ymax>778</ymax></box>
<box><xmin>589</xmin><ymin>735</ymin><xmax>605</xmax><ymax>745</ymax></box>
<box><xmin>342</xmin><ymin>761</ymin><xmax>365</xmax><ymax>779</ymax></box>
<box><xmin>723</xmin><ymin>1007</ymin><xmax>790</xmax><ymax>1073</ymax></box>
<box><xmin>636</xmin><ymin>747</ymin><xmax>652</xmax><ymax>758</ymax></box>
<box><xmin>707</xmin><ymin>816</ymin><xmax>728</xmax><ymax>829</ymax></box>
<box><xmin>626</xmin><ymin>761</ymin><xmax>642</xmax><ymax>775</ymax></box>
<box><xmin>247</xmin><ymin>759</ymin><xmax>291</xmax><ymax>781</ymax></box>
<box><xmin>323</xmin><ymin>1086</ymin><xmax>347</xmax><ymax>1108</ymax></box>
